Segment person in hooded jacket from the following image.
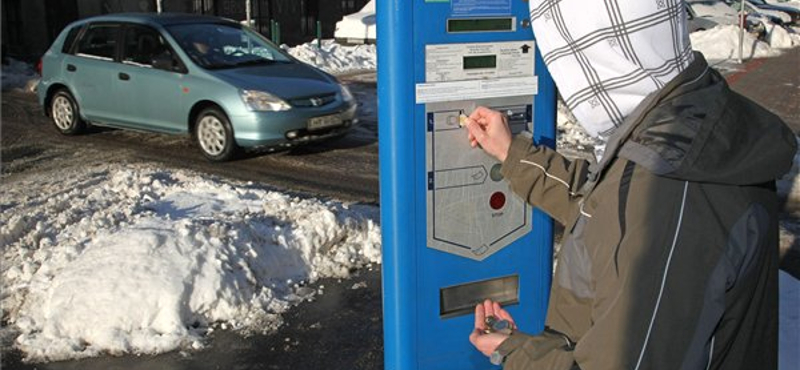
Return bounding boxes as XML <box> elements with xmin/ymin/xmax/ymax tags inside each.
<box><xmin>465</xmin><ymin>1</ymin><xmax>797</xmax><ymax>369</ymax></box>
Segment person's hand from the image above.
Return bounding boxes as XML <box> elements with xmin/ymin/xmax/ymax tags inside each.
<box><xmin>469</xmin><ymin>299</ymin><xmax>516</xmax><ymax>357</ymax></box>
<box><xmin>464</xmin><ymin>107</ymin><xmax>512</xmax><ymax>163</ymax></box>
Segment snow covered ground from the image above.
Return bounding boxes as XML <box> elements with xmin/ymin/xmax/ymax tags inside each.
<box><xmin>1</xmin><ymin>25</ymin><xmax>799</xmax><ymax>366</ymax></box>
<box><xmin>1</xmin><ymin>164</ymin><xmax>382</xmax><ymax>362</ymax></box>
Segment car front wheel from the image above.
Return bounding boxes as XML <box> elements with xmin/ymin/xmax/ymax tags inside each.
<box><xmin>50</xmin><ymin>89</ymin><xmax>85</xmax><ymax>135</ymax></box>
<box><xmin>194</xmin><ymin>107</ymin><xmax>239</xmax><ymax>162</ymax></box>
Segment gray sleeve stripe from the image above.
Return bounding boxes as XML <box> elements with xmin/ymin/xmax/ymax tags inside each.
<box><xmin>634</xmin><ymin>180</ymin><xmax>689</xmax><ymax>370</ymax></box>
<box><xmin>705</xmin><ymin>336</ymin><xmax>716</xmax><ymax>370</ymax></box>
<box><xmin>519</xmin><ymin>159</ymin><xmax>577</xmax><ymax>196</ymax></box>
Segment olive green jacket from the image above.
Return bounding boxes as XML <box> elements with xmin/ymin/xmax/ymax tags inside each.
<box><xmin>496</xmin><ymin>53</ymin><xmax>796</xmax><ymax>370</ymax></box>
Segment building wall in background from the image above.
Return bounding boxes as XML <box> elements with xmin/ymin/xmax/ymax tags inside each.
<box><xmin>1</xmin><ymin>0</ymin><xmax>368</xmax><ymax>62</ymax></box>
<box><xmin>2</xmin><ymin>0</ymin><xmax>50</xmax><ymax>61</ymax></box>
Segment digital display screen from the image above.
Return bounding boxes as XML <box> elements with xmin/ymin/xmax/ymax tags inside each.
<box><xmin>448</xmin><ymin>18</ymin><xmax>514</xmax><ymax>33</ymax></box>
<box><xmin>463</xmin><ymin>55</ymin><xmax>497</xmax><ymax>70</ymax></box>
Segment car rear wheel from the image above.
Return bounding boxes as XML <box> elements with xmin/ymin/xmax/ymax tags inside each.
<box><xmin>50</xmin><ymin>89</ymin><xmax>85</xmax><ymax>135</ymax></box>
<box><xmin>195</xmin><ymin>107</ymin><xmax>239</xmax><ymax>162</ymax></box>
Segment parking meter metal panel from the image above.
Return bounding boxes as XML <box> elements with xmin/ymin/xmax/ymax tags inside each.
<box><xmin>426</xmin><ymin>96</ymin><xmax>532</xmax><ymax>261</ymax></box>
<box><xmin>378</xmin><ymin>0</ymin><xmax>557</xmax><ymax>369</ymax></box>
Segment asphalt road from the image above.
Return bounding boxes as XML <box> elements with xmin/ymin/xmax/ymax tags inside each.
<box><xmin>1</xmin><ymin>79</ymin><xmax>380</xmax><ymax>204</ymax></box>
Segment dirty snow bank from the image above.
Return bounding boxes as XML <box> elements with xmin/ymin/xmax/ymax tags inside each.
<box><xmin>0</xmin><ymin>164</ymin><xmax>381</xmax><ymax>362</ymax></box>
<box><xmin>689</xmin><ymin>24</ymin><xmax>797</xmax><ymax>61</ymax></box>
<box><xmin>1</xmin><ymin>59</ymin><xmax>38</xmax><ymax>92</ymax></box>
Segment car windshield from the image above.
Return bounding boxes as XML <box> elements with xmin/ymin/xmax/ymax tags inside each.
<box><xmin>167</xmin><ymin>23</ymin><xmax>292</xmax><ymax>69</ymax></box>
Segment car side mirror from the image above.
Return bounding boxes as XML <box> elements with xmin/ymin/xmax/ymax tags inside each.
<box><xmin>152</xmin><ymin>53</ymin><xmax>177</xmax><ymax>72</ymax></box>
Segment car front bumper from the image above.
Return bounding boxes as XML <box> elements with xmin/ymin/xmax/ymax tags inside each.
<box><xmin>231</xmin><ymin>102</ymin><xmax>358</xmax><ymax>148</ymax></box>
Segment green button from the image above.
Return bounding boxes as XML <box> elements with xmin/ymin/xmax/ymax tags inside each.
<box><xmin>490</xmin><ymin>163</ymin><xmax>503</xmax><ymax>181</ymax></box>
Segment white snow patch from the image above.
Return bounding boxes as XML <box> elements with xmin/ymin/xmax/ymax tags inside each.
<box><xmin>283</xmin><ymin>39</ymin><xmax>376</xmax><ymax>75</ymax></box>
<box><xmin>1</xmin><ymin>164</ymin><xmax>381</xmax><ymax>362</ymax></box>
<box><xmin>691</xmin><ymin>24</ymin><xmax>783</xmax><ymax>61</ymax></box>
<box><xmin>765</xmin><ymin>23</ymin><xmax>800</xmax><ymax>49</ymax></box>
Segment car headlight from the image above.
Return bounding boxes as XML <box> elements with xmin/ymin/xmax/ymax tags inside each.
<box><xmin>241</xmin><ymin>90</ymin><xmax>291</xmax><ymax>112</ymax></box>
<box><xmin>339</xmin><ymin>84</ymin><xmax>355</xmax><ymax>103</ymax></box>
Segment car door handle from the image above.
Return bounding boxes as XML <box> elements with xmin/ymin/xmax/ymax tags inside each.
<box><xmin>118</xmin><ymin>72</ymin><xmax>130</xmax><ymax>81</ymax></box>
<box><xmin>66</xmin><ymin>64</ymin><xmax>76</xmax><ymax>72</ymax></box>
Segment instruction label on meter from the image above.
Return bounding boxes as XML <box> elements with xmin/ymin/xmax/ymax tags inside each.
<box><xmin>417</xmin><ymin>41</ymin><xmax>537</xmax><ymax>104</ymax></box>
<box><xmin>425</xmin><ymin>41</ymin><xmax>534</xmax><ymax>82</ymax></box>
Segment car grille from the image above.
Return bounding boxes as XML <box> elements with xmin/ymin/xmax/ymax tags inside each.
<box><xmin>290</xmin><ymin>93</ymin><xmax>337</xmax><ymax>108</ymax></box>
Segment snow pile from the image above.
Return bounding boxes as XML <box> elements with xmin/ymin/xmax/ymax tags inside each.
<box><xmin>283</xmin><ymin>39</ymin><xmax>376</xmax><ymax>74</ymax></box>
<box><xmin>1</xmin><ymin>59</ymin><xmax>39</xmax><ymax>92</ymax></box>
<box><xmin>556</xmin><ymin>99</ymin><xmax>605</xmax><ymax>161</ymax></box>
<box><xmin>765</xmin><ymin>23</ymin><xmax>800</xmax><ymax>49</ymax></box>
<box><xmin>0</xmin><ymin>164</ymin><xmax>381</xmax><ymax>362</ymax></box>
<box><xmin>767</xmin><ymin>0</ymin><xmax>800</xmax><ymax>10</ymax></box>
<box><xmin>690</xmin><ymin>24</ymin><xmax>783</xmax><ymax>60</ymax></box>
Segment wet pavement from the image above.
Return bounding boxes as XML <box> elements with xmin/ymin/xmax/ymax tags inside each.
<box><xmin>727</xmin><ymin>46</ymin><xmax>800</xmax><ymax>134</ymax></box>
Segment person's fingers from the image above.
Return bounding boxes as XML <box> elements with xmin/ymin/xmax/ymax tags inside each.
<box><xmin>493</xmin><ymin>301</ymin><xmax>505</xmax><ymax>318</ymax></box>
<box><xmin>470</xmin><ymin>106</ymin><xmax>495</xmax><ymax>121</ymax></box>
<box><xmin>483</xmin><ymin>299</ymin><xmax>495</xmax><ymax>319</ymax></box>
<box><xmin>494</xmin><ymin>303</ymin><xmax>516</xmax><ymax>328</ymax></box>
<box><xmin>474</xmin><ymin>303</ymin><xmax>486</xmax><ymax>330</ymax></box>
<box><xmin>467</xmin><ymin>123</ymin><xmax>477</xmax><ymax>142</ymax></box>
<box><xmin>466</xmin><ymin>120</ymin><xmax>487</xmax><ymax>146</ymax></box>
<box><xmin>469</xmin><ymin>328</ymin><xmax>481</xmax><ymax>346</ymax></box>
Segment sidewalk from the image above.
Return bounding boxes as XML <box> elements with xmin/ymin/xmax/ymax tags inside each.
<box><xmin>726</xmin><ymin>46</ymin><xmax>800</xmax><ymax>279</ymax></box>
<box><xmin>727</xmin><ymin>46</ymin><xmax>800</xmax><ymax>134</ymax></box>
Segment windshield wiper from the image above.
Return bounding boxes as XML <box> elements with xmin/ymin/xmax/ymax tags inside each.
<box><xmin>233</xmin><ymin>59</ymin><xmax>281</xmax><ymax>67</ymax></box>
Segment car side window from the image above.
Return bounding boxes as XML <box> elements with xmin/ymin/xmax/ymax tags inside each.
<box><xmin>121</xmin><ymin>26</ymin><xmax>176</xmax><ymax>69</ymax></box>
<box><xmin>61</xmin><ymin>25</ymin><xmax>84</xmax><ymax>54</ymax></box>
<box><xmin>75</xmin><ymin>24</ymin><xmax>119</xmax><ymax>61</ymax></box>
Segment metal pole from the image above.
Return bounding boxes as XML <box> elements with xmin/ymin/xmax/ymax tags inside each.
<box><xmin>317</xmin><ymin>20</ymin><xmax>322</xmax><ymax>49</ymax></box>
<box><xmin>246</xmin><ymin>0</ymin><xmax>252</xmax><ymax>25</ymax></box>
<box><xmin>377</xmin><ymin>0</ymin><xmax>417</xmax><ymax>368</ymax></box>
<box><xmin>271</xmin><ymin>19</ymin><xmax>276</xmax><ymax>43</ymax></box>
<box><xmin>738</xmin><ymin>0</ymin><xmax>746</xmax><ymax>63</ymax></box>
<box><xmin>276</xmin><ymin>22</ymin><xmax>281</xmax><ymax>45</ymax></box>
<box><xmin>156</xmin><ymin>0</ymin><xmax>162</xmax><ymax>13</ymax></box>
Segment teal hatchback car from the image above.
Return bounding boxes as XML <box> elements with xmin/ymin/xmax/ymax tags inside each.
<box><xmin>37</xmin><ymin>13</ymin><xmax>358</xmax><ymax>161</ymax></box>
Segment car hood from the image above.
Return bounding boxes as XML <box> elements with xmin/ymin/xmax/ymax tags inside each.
<box><xmin>210</xmin><ymin>62</ymin><xmax>338</xmax><ymax>99</ymax></box>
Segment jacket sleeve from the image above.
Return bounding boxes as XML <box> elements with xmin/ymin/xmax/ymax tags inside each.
<box><xmin>495</xmin><ymin>329</ymin><xmax>577</xmax><ymax>370</ymax></box>
<box><xmin>501</xmin><ymin>134</ymin><xmax>591</xmax><ymax>225</ymax></box>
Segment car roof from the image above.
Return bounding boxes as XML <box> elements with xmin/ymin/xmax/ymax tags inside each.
<box><xmin>72</xmin><ymin>13</ymin><xmax>240</xmax><ymax>28</ymax></box>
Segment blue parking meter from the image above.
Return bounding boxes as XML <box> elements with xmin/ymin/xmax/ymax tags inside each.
<box><xmin>378</xmin><ymin>0</ymin><xmax>556</xmax><ymax>369</ymax></box>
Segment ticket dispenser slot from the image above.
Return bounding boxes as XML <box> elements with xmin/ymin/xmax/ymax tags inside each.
<box><xmin>378</xmin><ymin>0</ymin><xmax>556</xmax><ymax>369</ymax></box>
<box><xmin>440</xmin><ymin>275</ymin><xmax>519</xmax><ymax>319</ymax></box>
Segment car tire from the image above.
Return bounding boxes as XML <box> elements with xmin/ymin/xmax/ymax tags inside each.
<box><xmin>50</xmin><ymin>89</ymin><xmax>85</xmax><ymax>135</ymax></box>
<box><xmin>194</xmin><ymin>107</ymin><xmax>239</xmax><ymax>162</ymax></box>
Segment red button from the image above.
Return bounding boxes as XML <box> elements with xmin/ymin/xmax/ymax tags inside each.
<box><xmin>490</xmin><ymin>192</ymin><xmax>506</xmax><ymax>210</ymax></box>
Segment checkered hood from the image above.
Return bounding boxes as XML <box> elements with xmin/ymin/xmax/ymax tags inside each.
<box><xmin>529</xmin><ymin>0</ymin><xmax>694</xmax><ymax>138</ymax></box>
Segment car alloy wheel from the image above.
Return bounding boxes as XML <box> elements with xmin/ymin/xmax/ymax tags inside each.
<box><xmin>195</xmin><ymin>107</ymin><xmax>239</xmax><ymax>161</ymax></box>
<box><xmin>50</xmin><ymin>89</ymin><xmax>85</xmax><ymax>135</ymax></box>
<box><xmin>198</xmin><ymin>116</ymin><xmax>226</xmax><ymax>155</ymax></box>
